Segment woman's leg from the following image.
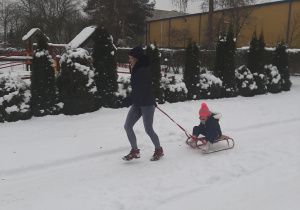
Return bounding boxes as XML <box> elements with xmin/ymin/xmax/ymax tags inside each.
<box><xmin>141</xmin><ymin>105</ymin><xmax>161</xmax><ymax>149</ymax></box>
<box><xmin>124</xmin><ymin>104</ymin><xmax>142</xmax><ymax>150</ymax></box>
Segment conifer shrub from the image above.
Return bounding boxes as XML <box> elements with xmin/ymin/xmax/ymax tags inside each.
<box><xmin>214</xmin><ymin>26</ymin><xmax>237</xmax><ymax>98</ymax></box>
<box><xmin>264</xmin><ymin>64</ymin><xmax>281</xmax><ymax>93</ymax></box>
<box><xmin>199</xmin><ymin>67</ymin><xmax>222</xmax><ymax>99</ymax></box>
<box><xmin>57</xmin><ymin>48</ymin><xmax>97</xmax><ymax>115</ymax></box>
<box><xmin>184</xmin><ymin>42</ymin><xmax>201</xmax><ymax>100</ymax></box>
<box><xmin>92</xmin><ymin>27</ymin><xmax>119</xmax><ymax>108</ymax></box>
<box><xmin>235</xmin><ymin>65</ymin><xmax>257</xmax><ymax>97</ymax></box>
<box><xmin>0</xmin><ymin>75</ymin><xmax>30</xmax><ymax>122</ymax></box>
<box><xmin>247</xmin><ymin>30</ymin><xmax>267</xmax><ymax>95</ymax></box>
<box><xmin>146</xmin><ymin>44</ymin><xmax>164</xmax><ymax>104</ymax></box>
<box><xmin>222</xmin><ymin>25</ymin><xmax>237</xmax><ymax>98</ymax></box>
<box><xmin>161</xmin><ymin>76</ymin><xmax>187</xmax><ymax>103</ymax></box>
<box><xmin>30</xmin><ymin>34</ymin><xmax>60</xmax><ymax>116</ymax></box>
<box><xmin>272</xmin><ymin>42</ymin><xmax>292</xmax><ymax>91</ymax></box>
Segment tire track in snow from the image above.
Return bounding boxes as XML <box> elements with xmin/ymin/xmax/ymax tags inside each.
<box><xmin>0</xmin><ymin>147</ymin><xmax>126</xmax><ymax>177</ymax></box>
<box><xmin>227</xmin><ymin>117</ymin><xmax>300</xmax><ymax>132</ymax></box>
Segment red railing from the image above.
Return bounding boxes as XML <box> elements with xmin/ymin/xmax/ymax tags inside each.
<box><xmin>0</xmin><ymin>52</ymin><xmax>34</xmax><ymax>58</ymax></box>
<box><xmin>0</xmin><ymin>53</ymin><xmax>33</xmax><ymax>79</ymax></box>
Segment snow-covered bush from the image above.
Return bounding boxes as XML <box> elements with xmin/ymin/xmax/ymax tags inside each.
<box><xmin>161</xmin><ymin>76</ymin><xmax>187</xmax><ymax>103</ymax></box>
<box><xmin>264</xmin><ymin>64</ymin><xmax>281</xmax><ymax>93</ymax></box>
<box><xmin>199</xmin><ymin>68</ymin><xmax>222</xmax><ymax>99</ymax></box>
<box><xmin>253</xmin><ymin>72</ymin><xmax>267</xmax><ymax>95</ymax></box>
<box><xmin>116</xmin><ymin>76</ymin><xmax>132</xmax><ymax>107</ymax></box>
<box><xmin>57</xmin><ymin>48</ymin><xmax>98</xmax><ymax>115</ymax></box>
<box><xmin>0</xmin><ymin>75</ymin><xmax>31</xmax><ymax>122</ymax></box>
<box><xmin>235</xmin><ymin>65</ymin><xmax>257</xmax><ymax>97</ymax></box>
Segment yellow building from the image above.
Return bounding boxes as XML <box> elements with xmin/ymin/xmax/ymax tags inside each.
<box><xmin>146</xmin><ymin>0</ymin><xmax>300</xmax><ymax>48</ymax></box>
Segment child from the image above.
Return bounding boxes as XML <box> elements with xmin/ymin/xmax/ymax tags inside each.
<box><xmin>191</xmin><ymin>103</ymin><xmax>222</xmax><ymax>152</ymax></box>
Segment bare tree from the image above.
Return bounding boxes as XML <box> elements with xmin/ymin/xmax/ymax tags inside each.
<box><xmin>16</xmin><ymin>0</ymin><xmax>84</xmax><ymax>43</ymax></box>
<box><xmin>172</xmin><ymin>0</ymin><xmax>214</xmax><ymax>49</ymax></box>
<box><xmin>0</xmin><ymin>1</ymin><xmax>15</xmax><ymax>42</ymax></box>
<box><xmin>171</xmin><ymin>0</ymin><xmax>189</xmax><ymax>13</ymax></box>
<box><xmin>288</xmin><ymin>11</ymin><xmax>300</xmax><ymax>47</ymax></box>
<box><xmin>200</xmin><ymin>0</ymin><xmax>257</xmax><ymax>47</ymax></box>
<box><xmin>84</xmin><ymin>0</ymin><xmax>154</xmax><ymax>46</ymax></box>
<box><xmin>215</xmin><ymin>0</ymin><xmax>256</xmax><ymax>42</ymax></box>
<box><xmin>168</xmin><ymin>26</ymin><xmax>192</xmax><ymax>48</ymax></box>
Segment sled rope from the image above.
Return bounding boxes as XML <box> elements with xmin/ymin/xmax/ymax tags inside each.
<box><xmin>156</xmin><ymin>106</ymin><xmax>192</xmax><ymax>138</ymax></box>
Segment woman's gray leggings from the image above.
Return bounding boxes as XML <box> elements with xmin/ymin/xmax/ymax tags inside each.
<box><xmin>124</xmin><ymin>104</ymin><xmax>161</xmax><ymax>150</ymax></box>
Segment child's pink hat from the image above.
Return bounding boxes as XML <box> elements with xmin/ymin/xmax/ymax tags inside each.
<box><xmin>199</xmin><ymin>103</ymin><xmax>210</xmax><ymax>116</ymax></box>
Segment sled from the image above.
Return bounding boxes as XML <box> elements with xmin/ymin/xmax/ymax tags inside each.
<box><xmin>186</xmin><ymin>135</ymin><xmax>235</xmax><ymax>154</ymax></box>
<box><xmin>156</xmin><ymin>106</ymin><xmax>235</xmax><ymax>154</ymax></box>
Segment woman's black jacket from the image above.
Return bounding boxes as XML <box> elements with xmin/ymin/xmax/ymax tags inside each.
<box><xmin>123</xmin><ymin>55</ymin><xmax>155</xmax><ymax>107</ymax></box>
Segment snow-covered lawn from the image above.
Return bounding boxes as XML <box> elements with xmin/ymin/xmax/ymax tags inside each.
<box><xmin>1</xmin><ymin>76</ymin><xmax>300</xmax><ymax>210</ymax></box>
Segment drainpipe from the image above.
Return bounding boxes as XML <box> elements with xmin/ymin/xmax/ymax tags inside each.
<box><xmin>168</xmin><ymin>19</ymin><xmax>171</xmax><ymax>48</ymax></box>
<box><xmin>145</xmin><ymin>23</ymin><xmax>148</xmax><ymax>46</ymax></box>
<box><xmin>198</xmin><ymin>14</ymin><xmax>201</xmax><ymax>46</ymax></box>
<box><xmin>161</xmin><ymin>20</ymin><xmax>162</xmax><ymax>46</ymax></box>
<box><xmin>286</xmin><ymin>0</ymin><xmax>292</xmax><ymax>46</ymax></box>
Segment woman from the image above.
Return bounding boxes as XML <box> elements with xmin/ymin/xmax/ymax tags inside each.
<box><xmin>122</xmin><ymin>46</ymin><xmax>163</xmax><ymax>161</ymax></box>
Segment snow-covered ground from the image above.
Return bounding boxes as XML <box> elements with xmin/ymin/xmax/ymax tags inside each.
<box><xmin>1</xmin><ymin>68</ymin><xmax>300</xmax><ymax>209</ymax></box>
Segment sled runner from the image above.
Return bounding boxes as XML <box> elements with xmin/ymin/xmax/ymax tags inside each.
<box><xmin>185</xmin><ymin>135</ymin><xmax>235</xmax><ymax>154</ymax></box>
<box><xmin>156</xmin><ymin>106</ymin><xmax>235</xmax><ymax>154</ymax></box>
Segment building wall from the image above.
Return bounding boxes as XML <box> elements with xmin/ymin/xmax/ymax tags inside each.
<box><xmin>146</xmin><ymin>0</ymin><xmax>300</xmax><ymax>48</ymax></box>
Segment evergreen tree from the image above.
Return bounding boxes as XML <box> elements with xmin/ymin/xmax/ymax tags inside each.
<box><xmin>145</xmin><ymin>44</ymin><xmax>164</xmax><ymax>104</ymax></box>
<box><xmin>214</xmin><ymin>25</ymin><xmax>237</xmax><ymax>98</ymax></box>
<box><xmin>247</xmin><ymin>30</ymin><xmax>267</xmax><ymax>95</ymax></box>
<box><xmin>222</xmin><ymin>25</ymin><xmax>237</xmax><ymax>97</ymax></box>
<box><xmin>214</xmin><ymin>34</ymin><xmax>226</xmax><ymax>79</ymax></box>
<box><xmin>184</xmin><ymin>42</ymin><xmax>201</xmax><ymax>100</ymax></box>
<box><xmin>247</xmin><ymin>31</ymin><xmax>258</xmax><ymax>73</ymax></box>
<box><xmin>92</xmin><ymin>27</ymin><xmax>119</xmax><ymax>108</ymax></box>
<box><xmin>58</xmin><ymin>48</ymin><xmax>97</xmax><ymax>115</ymax></box>
<box><xmin>272</xmin><ymin>42</ymin><xmax>292</xmax><ymax>91</ymax></box>
<box><xmin>30</xmin><ymin>34</ymin><xmax>58</xmax><ymax>117</ymax></box>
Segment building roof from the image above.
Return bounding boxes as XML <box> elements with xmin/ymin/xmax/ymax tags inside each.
<box><xmin>22</xmin><ymin>28</ymin><xmax>50</xmax><ymax>42</ymax></box>
<box><xmin>68</xmin><ymin>26</ymin><xmax>97</xmax><ymax>49</ymax></box>
<box><xmin>147</xmin><ymin>9</ymin><xmax>186</xmax><ymax>21</ymax></box>
<box><xmin>147</xmin><ymin>0</ymin><xmax>300</xmax><ymax>22</ymax></box>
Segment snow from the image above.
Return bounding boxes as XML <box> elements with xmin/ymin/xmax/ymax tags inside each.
<box><xmin>1</xmin><ymin>70</ymin><xmax>300</xmax><ymax>209</ymax></box>
<box><xmin>68</xmin><ymin>26</ymin><xmax>97</xmax><ymax>49</ymax></box>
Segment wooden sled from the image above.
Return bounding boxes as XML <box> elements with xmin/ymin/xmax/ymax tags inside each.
<box><xmin>186</xmin><ymin>135</ymin><xmax>235</xmax><ymax>154</ymax></box>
